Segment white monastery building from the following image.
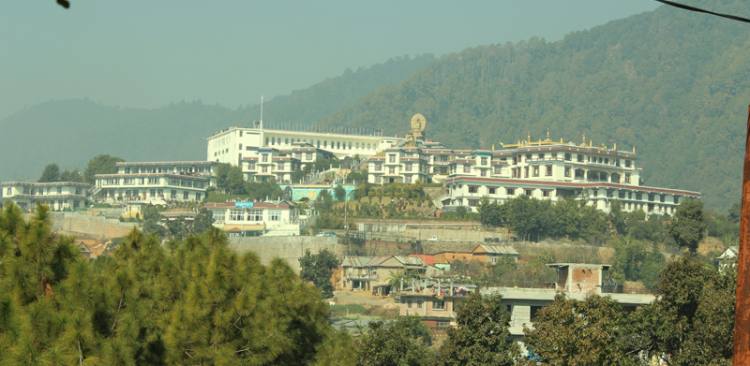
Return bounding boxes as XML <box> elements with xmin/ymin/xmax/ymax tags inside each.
<box><xmin>0</xmin><ymin>181</ymin><xmax>91</xmax><ymax>211</ymax></box>
<box><xmin>93</xmin><ymin>161</ymin><xmax>217</xmax><ymax>205</ymax></box>
<box><xmin>205</xmin><ymin>201</ymin><xmax>300</xmax><ymax>237</ymax></box>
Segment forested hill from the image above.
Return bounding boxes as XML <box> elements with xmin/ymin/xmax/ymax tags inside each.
<box><xmin>317</xmin><ymin>1</ymin><xmax>750</xmax><ymax>210</ymax></box>
<box><xmin>0</xmin><ymin>55</ymin><xmax>435</xmax><ymax>181</ymax></box>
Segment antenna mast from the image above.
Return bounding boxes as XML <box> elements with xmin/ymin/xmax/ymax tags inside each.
<box><xmin>259</xmin><ymin>96</ymin><xmax>264</xmax><ymax>129</ymax></box>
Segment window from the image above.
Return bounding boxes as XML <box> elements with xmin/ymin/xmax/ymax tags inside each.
<box><xmin>248</xmin><ymin>162</ymin><xmax>256</xmax><ymax>171</ymax></box>
<box><xmin>542</xmin><ymin>190</ymin><xmax>551</xmax><ymax>197</ymax></box>
<box><xmin>673</xmin><ymin>196</ymin><xmax>680</xmax><ymax>204</ymax></box>
<box><xmin>230</xmin><ymin>209</ymin><xmax>244</xmax><ymax>221</ymax></box>
<box><xmin>489</xmin><ymin>187</ymin><xmax>496</xmax><ymax>194</ymax></box>
<box><xmin>417</xmin><ymin>301</ymin><xmax>423</xmax><ymax>309</ymax></box>
<box><xmin>525</xmin><ymin>189</ymin><xmax>534</xmax><ymax>196</ymax></box>
<box><xmin>564</xmin><ymin>153</ymin><xmax>572</xmax><ymax>161</ymax></box>
<box><xmin>389</xmin><ymin>167</ymin><xmax>395</xmax><ymax>174</ymax></box>
<box><xmin>405</xmin><ymin>163</ymin><xmax>413</xmax><ymax>172</ymax></box>
<box><xmin>480</xmin><ymin>157</ymin><xmax>488</xmax><ymax>165</ymax></box>
<box><xmin>625</xmin><ymin>160</ymin><xmax>632</xmax><ymax>168</ymax></box>
<box><xmin>468</xmin><ymin>186</ymin><xmax>478</xmax><ymax>193</ymax></box>
<box><xmin>404</xmin><ymin>175</ymin><xmax>411</xmax><ymax>184</ymax></box>
<box><xmin>532</xmin><ymin>166</ymin><xmax>539</xmax><ymax>177</ymax></box>
<box><xmin>183</xmin><ymin>191</ymin><xmax>189</xmax><ymax>200</ymax></box>
<box><xmin>530</xmin><ymin>306</ymin><xmax>543</xmax><ymax>321</ymax></box>
<box><xmin>545</xmin><ymin>165</ymin><xmax>553</xmax><ymax>176</ymax></box>
<box><xmin>624</xmin><ymin>173</ymin><xmax>631</xmax><ymax>184</ymax></box>
<box><xmin>375</xmin><ymin>163</ymin><xmax>382</xmax><ymax>171</ymax></box>
<box><xmin>261</xmin><ymin>166</ymin><xmax>268</xmax><ymax>173</ymax></box>
<box><xmin>494</xmin><ymin>166</ymin><xmax>503</xmax><ymax>175</ymax></box>
<box><xmin>524</xmin><ymin>167</ymin><xmax>529</xmax><ymax>178</ymax></box>
<box><xmin>433</xmin><ymin>300</ymin><xmax>445</xmax><ymax>310</ymax></box>
<box><xmin>249</xmin><ymin>209</ymin><xmax>263</xmax><ymax>221</ymax></box>
<box><xmin>261</xmin><ymin>154</ymin><xmax>269</xmax><ymax>162</ymax></box>
<box><xmin>269</xmin><ymin>210</ymin><xmax>281</xmax><ymax>221</ymax></box>
<box><xmin>564</xmin><ymin>166</ymin><xmax>571</xmax><ymax>177</ymax></box>
<box><xmin>388</xmin><ymin>154</ymin><xmax>396</xmax><ymax>163</ymax></box>
<box><xmin>480</xmin><ymin>169</ymin><xmax>487</xmax><ymax>177</ymax></box>
<box><xmin>305</xmin><ymin>152</ymin><xmax>312</xmax><ymax>160</ymax></box>
<box><xmin>507</xmin><ymin>188</ymin><xmax>515</xmax><ymax>195</ymax></box>
<box><xmin>463</xmin><ymin>165</ymin><xmax>470</xmax><ymax>173</ymax></box>
<box><xmin>577</xmin><ymin>154</ymin><xmax>584</xmax><ymax>162</ymax></box>
<box><xmin>538</xmin><ymin>153</ymin><xmax>544</xmax><ymax>159</ymax></box>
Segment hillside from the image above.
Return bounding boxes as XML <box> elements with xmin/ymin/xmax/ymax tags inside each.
<box><xmin>0</xmin><ymin>55</ymin><xmax>435</xmax><ymax>181</ymax></box>
<box><xmin>317</xmin><ymin>1</ymin><xmax>750</xmax><ymax>210</ymax></box>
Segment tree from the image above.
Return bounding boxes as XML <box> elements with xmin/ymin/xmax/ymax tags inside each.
<box><xmin>298</xmin><ymin>249</ymin><xmax>340</xmax><ymax>298</ymax></box>
<box><xmin>39</xmin><ymin>163</ymin><xmax>61</xmax><ymax>182</ymax></box>
<box><xmin>438</xmin><ymin>293</ymin><xmax>519</xmax><ymax>366</ymax></box>
<box><xmin>523</xmin><ymin>295</ymin><xmax>638</xmax><ymax>366</ymax></box>
<box><xmin>669</xmin><ymin>199</ymin><xmax>707</xmax><ymax>253</ymax></box>
<box><xmin>84</xmin><ymin>155</ymin><xmax>124</xmax><ymax>183</ymax></box>
<box><xmin>215</xmin><ymin>163</ymin><xmax>246</xmax><ymax>195</ymax></box>
<box><xmin>627</xmin><ymin>256</ymin><xmax>735</xmax><ymax>365</ymax></box>
<box><xmin>192</xmin><ymin>208</ymin><xmax>214</xmax><ymax>234</ymax></box>
<box><xmin>0</xmin><ymin>204</ymin><xmax>339</xmax><ymax>365</ymax></box>
<box><xmin>357</xmin><ymin>317</ymin><xmax>434</xmax><ymax>366</ymax></box>
<box><xmin>334</xmin><ymin>184</ymin><xmax>347</xmax><ymax>202</ymax></box>
<box><xmin>59</xmin><ymin>169</ymin><xmax>83</xmax><ymax>182</ymax></box>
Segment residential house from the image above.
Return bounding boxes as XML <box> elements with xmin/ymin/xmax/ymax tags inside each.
<box><xmin>340</xmin><ymin>255</ymin><xmax>425</xmax><ymax>295</ymax></box>
<box><xmin>205</xmin><ymin>201</ymin><xmax>300</xmax><ymax>237</ymax></box>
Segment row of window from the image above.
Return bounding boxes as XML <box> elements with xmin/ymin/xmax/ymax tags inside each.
<box><xmin>228</xmin><ymin>209</ymin><xmax>282</xmax><ymax>222</ymax></box>
<box><xmin>266</xmin><ymin>136</ymin><xmax>375</xmax><ymax>151</ymax></box>
<box><xmin>103</xmin><ymin>189</ymin><xmax>202</xmax><ymax>201</ymax></box>
<box><xmin>512</xmin><ymin>152</ymin><xmax>632</xmax><ymax>168</ymax></box>
<box><xmin>9</xmin><ymin>186</ymin><xmax>84</xmax><ymax>195</ymax></box>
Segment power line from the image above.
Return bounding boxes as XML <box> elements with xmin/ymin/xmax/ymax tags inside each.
<box><xmin>654</xmin><ymin>0</ymin><xmax>750</xmax><ymax>24</ymax></box>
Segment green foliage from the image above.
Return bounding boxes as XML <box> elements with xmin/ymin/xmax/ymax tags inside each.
<box><xmin>334</xmin><ymin>184</ymin><xmax>347</xmax><ymax>202</ymax></box>
<box><xmin>356</xmin><ymin>317</ymin><xmax>434</xmax><ymax>366</ymax></box>
<box><xmin>318</xmin><ymin>2</ymin><xmax>750</xmax><ymax>210</ymax></box>
<box><xmin>38</xmin><ymin>164</ymin><xmax>60</xmax><ymax>182</ymax></box>
<box><xmin>627</xmin><ymin>256</ymin><xmax>735</xmax><ymax>365</ymax></box>
<box><xmin>215</xmin><ymin>163</ymin><xmax>246</xmax><ymax>195</ymax></box>
<box><xmin>84</xmin><ymin>154</ymin><xmax>124</xmax><ymax>184</ymax></box>
<box><xmin>669</xmin><ymin>199</ymin><xmax>707</xmax><ymax>253</ymax></box>
<box><xmin>0</xmin><ymin>204</ymin><xmax>337</xmax><ymax>365</ymax></box>
<box><xmin>524</xmin><ymin>295</ymin><xmax>639</xmax><ymax>366</ymax></box>
<box><xmin>299</xmin><ymin>249</ymin><xmax>340</xmax><ymax>298</ymax></box>
<box><xmin>611</xmin><ymin>237</ymin><xmax>665</xmax><ymax>289</ymax></box>
<box><xmin>480</xmin><ymin>197</ymin><xmax>609</xmax><ymax>243</ymax></box>
<box><xmin>438</xmin><ymin>293</ymin><xmax>519</xmax><ymax>366</ymax></box>
<box><xmin>59</xmin><ymin>169</ymin><xmax>83</xmax><ymax>182</ymax></box>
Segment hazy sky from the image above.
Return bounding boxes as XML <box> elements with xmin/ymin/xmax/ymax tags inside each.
<box><xmin>1</xmin><ymin>0</ymin><xmax>659</xmax><ymax>119</ymax></box>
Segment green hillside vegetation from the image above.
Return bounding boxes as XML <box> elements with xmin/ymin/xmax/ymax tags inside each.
<box><xmin>318</xmin><ymin>0</ymin><xmax>750</xmax><ymax>210</ymax></box>
<box><xmin>0</xmin><ymin>56</ymin><xmax>434</xmax><ymax>181</ymax></box>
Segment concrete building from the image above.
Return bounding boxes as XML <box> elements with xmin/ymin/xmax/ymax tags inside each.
<box><xmin>340</xmin><ymin>255</ymin><xmax>425</xmax><ymax>294</ymax></box>
<box><xmin>207</xmin><ymin>124</ymin><xmax>404</xmax><ymax>167</ymax></box>
<box><xmin>205</xmin><ymin>201</ymin><xmax>300</xmax><ymax>237</ymax></box>
<box><xmin>397</xmin><ymin>263</ymin><xmax>655</xmax><ymax>339</ymax></box>
<box><xmin>0</xmin><ymin>181</ymin><xmax>91</xmax><ymax>211</ymax></box>
<box><xmin>93</xmin><ymin>161</ymin><xmax>217</xmax><ymax>205</ymax></box>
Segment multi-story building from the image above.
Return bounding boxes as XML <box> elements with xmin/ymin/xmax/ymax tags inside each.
<box><xmin>340</xmin><ymin>255</ymin><xmax>426</xmax><ymax>295</ymax></box>
<box><xmin>93</xmin><ymin>161</ymin><xmax>217</xmax><ymax>205</ymax></box>
<box><xmin>440</xmin><ymin>136</ymin><xmax>699</xmax><ymax>214</ymax></box>
<box><xmin>397</xmin><ymin>263</ymin><xmax>654</xmax><ymax>339</ymax></box>
<box><xmin>241</xmin><ymin>147</ymin><xmax>301</xmax><ymax>183</ymax></box>
<box><xmin>367</xmin><ymin>145</ymin><xmax>432</xmax><ymax>184</ymax></box>
<box><xmin>0</xmin><ymin>181</ymin><xmax>91</xmax><ymax>211</ymax></box>
<box><xmin>205</xmin><ymin>201</ymin><xmax>300</xmax><ymax>237</ymax></box>
<box><xmin>207</xmin><ymin>124</ymin><xmax>404</xmax><ymax>167</ymax></box>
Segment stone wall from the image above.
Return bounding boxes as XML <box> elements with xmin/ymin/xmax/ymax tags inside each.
<box><xmin>47</xmin><ymin>212</ymin><xmax>138</xmax><ymax>239</ymax></box>
<box><xmin>228</xmin><ymin>236</ymin><xmax>343</xmax><ymax>273</ymax></box>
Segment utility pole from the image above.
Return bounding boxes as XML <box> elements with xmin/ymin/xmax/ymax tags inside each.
<box><xmin>733</xmin><ymin>104</ymin><xmax>750</xmax><ymax>365</ymax></box>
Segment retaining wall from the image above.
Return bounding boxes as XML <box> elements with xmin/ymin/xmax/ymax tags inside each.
<box><xmin>228</xmin><ymin>236</ymin><xmax>343</xmax><ymax>273</ymax></box>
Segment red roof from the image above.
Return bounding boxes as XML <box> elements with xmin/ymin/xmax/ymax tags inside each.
<box><xmin>409</xmin><ymin>254</ymin><xmax>445</xmax><ymax>265</ymax></box>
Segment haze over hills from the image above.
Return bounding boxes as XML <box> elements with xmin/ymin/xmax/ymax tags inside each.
<box><xmin>2</xmin><ymin>1</ymin><xmax>748</xmax><ymax>209</ymax></box>
<box><xmin>0</xmin><ymin>55</ymin><xmax>435</xmax><ymax>181</ymax></box>
<box><xmin>317</xmin><ymin>0</ymin><xmax>750</xmax><ymax>210</ymax></box>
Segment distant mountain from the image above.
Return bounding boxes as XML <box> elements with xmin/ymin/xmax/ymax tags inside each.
<box><xmin>317</xmin><ymin>1</ymin><xmax>750</xmax><ymax>209</ymax></box>
<box><xmin>0</xmin><ymin>55</ymin><xmax>435</xmax><ymax>181</ymax></box>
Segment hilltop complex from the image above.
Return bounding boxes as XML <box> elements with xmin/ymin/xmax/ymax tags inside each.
<box><xmin>1</xmin><ymin>113</ymin><xmax>698</xmax><ymax>216</ymax></box>
<box><xmin>206</xmin><ymin>114</ymin><xmax>699</xmax><ymax>215</ymax></box>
